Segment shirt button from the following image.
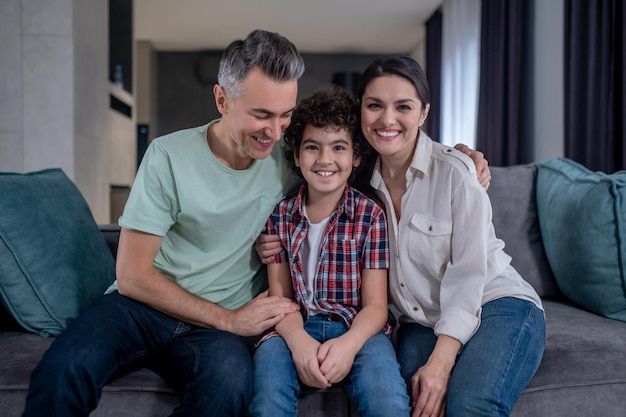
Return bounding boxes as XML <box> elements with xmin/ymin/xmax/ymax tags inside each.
<box><xmin>413</xmin><ymin>306</ymin><xmax>419</xmax><ymax>311</ymax></box>
<box><xmin>400</xmin><ymin>283</ymin><xmax>405</xmax><ymax>287</ymax></box>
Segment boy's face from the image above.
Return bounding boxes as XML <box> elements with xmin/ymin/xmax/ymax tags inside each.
<box><xmin>295</xmin><ymin>125</ymin><xmax>360</xmax><ymax>201</ymax></box>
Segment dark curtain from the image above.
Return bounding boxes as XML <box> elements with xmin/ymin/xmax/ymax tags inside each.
<box><xmin>475</xmin><ymin>0</ymin><xmax>526</xmax><ymax>166</ymax></box>
<box><xmin>564</xmin><ymin>0</ymin><xmax>625</xmax><ymax>173</ymax></box>
<box><xmin>425</xmin><ymin>10</ymin><xmax>442</xmax><ymax>143</ymax></box>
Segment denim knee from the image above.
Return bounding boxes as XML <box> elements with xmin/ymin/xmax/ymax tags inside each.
<box><xmin>447</xmin><ymin>298</ymin><xmax>545</xmax><ymax>417</ymax></box>
<box><xmin>248</xmin><ymin>336</ymin><xmax>299</xmax><ymax>417</ymax></box>
<box><xmin>348</xmin><ymin>333</ymin><xmax>411</xmax><ymax>417</ymax></box>
<box><xmin>174</xmin><ymin>331</ymin><xmax>254</xmax><ymax>417</ymax></box>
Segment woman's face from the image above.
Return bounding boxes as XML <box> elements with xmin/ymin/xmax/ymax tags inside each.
<box><xmin>360</xmin><ymin>75</ymin><xmax>429</xmax><ymax>160</ymax></box>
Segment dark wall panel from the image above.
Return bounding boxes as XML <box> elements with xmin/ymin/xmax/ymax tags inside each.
<box><xmin>156</xmin><ymin>51</ymin><xmax>387</xmax><ymax>137</ymax></box>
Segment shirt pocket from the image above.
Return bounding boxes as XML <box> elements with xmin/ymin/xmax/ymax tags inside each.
<box><xmin>254</xmin><ymin>197</ymin><xmax>279</xmax><ymax>237</ymax></box>
<box><xmin>407</xmin><ymin>214</ymin><xmax>452</xmax><ymax>272</ymax></box>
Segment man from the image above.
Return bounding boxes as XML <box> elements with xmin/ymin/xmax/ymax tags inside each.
<box><xmin>23</xmin><ymin>29</ymin><xmax>303</xmax><ymax>417</ymax></box>
<box><xmin>23</xmin><ymin>29</ymin><xmax>490</xmax><ymax>417</ymax></box>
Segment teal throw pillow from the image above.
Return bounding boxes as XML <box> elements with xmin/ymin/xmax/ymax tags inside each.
<box><xmin>537</xmin><ymin>158</ymin><xmax>626</xmax><ymax>322</ymax></box>
<box><xmin>0</xmin><ymin>169</ymin><xmax>116</xmax><ymax>336</ymax></box>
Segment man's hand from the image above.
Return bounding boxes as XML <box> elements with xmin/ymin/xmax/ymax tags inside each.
<box><xmin>454</xmin><ymin>144</ymin><xmax>491</xmax><ymax>190</ymax></box>
<box><xmin>225</xmin><ymin>290</ymin><xmax>298</xmax><ymax>337</ymax></box>
<box><xmin>255</xmin><ymin>230</ymin><xmax>282</xmax><ymax>264</ymax></box>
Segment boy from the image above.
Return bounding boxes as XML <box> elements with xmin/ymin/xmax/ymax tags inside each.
<box><xmin>248</xmin><ymin>85</ymin><xmax>410</xmax><ymax>417</ymax></box>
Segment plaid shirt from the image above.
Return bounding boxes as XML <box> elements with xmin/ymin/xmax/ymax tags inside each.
<box><xmin>262</xmin><ymin>183</ymin><xmax>392</xmax><ymax>341</ymax></box>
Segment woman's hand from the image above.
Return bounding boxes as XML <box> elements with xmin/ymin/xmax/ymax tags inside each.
<box><xmin>410</xmin><ymin>335</ymin><xmax>461</xmax><ymax>417</ymax></box>
<box><xmin>255</xmin><ymin>228</ymin><xmax>283</xmax><ymax>264</ymax></box>
<box><xmin>454</xmin><ymin>144</ymin><xmax>491</xmax><ymax>189</ymax></box>
<box><xmin>410</xmin><ymin>360</ymin><xmax>450</xmax><ymax>417</ymax></box>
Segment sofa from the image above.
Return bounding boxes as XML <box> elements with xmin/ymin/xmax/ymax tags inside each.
<box><xmin>1</xmin><ymin>160</ymin><xmax>625</xmax><ymax>417</ymax></box>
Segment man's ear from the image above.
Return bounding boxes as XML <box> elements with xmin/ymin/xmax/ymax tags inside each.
<box><xmin>213</xmin><ymin>84</ymin><xmax>228</xmax><ymax>115</ymax></box>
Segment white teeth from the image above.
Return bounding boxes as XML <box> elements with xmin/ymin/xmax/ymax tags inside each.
<box><xmin>377</xmin><ymin>130</ymin><xmax>397</xmax><ymax>137</ymax></box>
<box><xmin>253</xmin><ymin>135</ymin><xmax>272</xmax><ymax>144</ymax></box>
<box><xmin>316</xmin><ymin>171</ymin><xmax>334</xmax><ymax>177</ymax></box>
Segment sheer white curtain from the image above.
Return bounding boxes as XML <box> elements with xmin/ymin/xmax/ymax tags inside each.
<box><xmin>440</xmin><ymin>0</ymin><xmax>481</xmax><ymax>148</ymax></box>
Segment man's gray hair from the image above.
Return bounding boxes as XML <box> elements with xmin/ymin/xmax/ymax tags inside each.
<box><xmin>217</xmin><ymin>29</ymin><xmax>305</xmax><ymax>99</ymax></box>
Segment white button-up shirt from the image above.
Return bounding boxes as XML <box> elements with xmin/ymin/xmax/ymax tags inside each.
<box><xmin>371</xmin><ymin>132</ymin><xmax>542</xmax><ymax>345</ymax></box>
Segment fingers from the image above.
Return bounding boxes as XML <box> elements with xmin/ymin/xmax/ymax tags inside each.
<box><xmin>229</xmin><ymin>294</ymin><xmax>298</xmax><ymax>336</ymax></box>
<box><xmin>479</xmin><ymin>168</ymin><xmax>492</xmax><ymax>190</ymax></box>
<box><xmin>455</xmin><ymin>143</ymin><xmax>471</xmax><ymax>156</ymax></box>
<box><xmin>301</xmin><ymin>364</ymin><xmax>331</xmax><ymax>388</ymax></box>
<box><xmin>410</xmin><ymin>372</ymin><xmax>446</xmax><ymax>417</ymax></box>
<box><xmin>255</xmin><ymin>240</ymin><xmax>282</xmax><ymax>264</ymax></box>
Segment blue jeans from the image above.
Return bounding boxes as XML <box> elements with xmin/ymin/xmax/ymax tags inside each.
<box><xmin>248</xmin><ymin>315</ymin><xmax>410</xmax><ymax>417</ymax></box>
<box><xmin>22</xmin><ymin>292</ymin><xmax>253</xmax><ymax>417</ymax></box>
<box><xmin>396</xmin><ymin>297</ymin><xmax>546</xmax><ymax>417</ymax></box>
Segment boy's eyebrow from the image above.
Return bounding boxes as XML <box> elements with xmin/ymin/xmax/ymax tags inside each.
<box><xmin>302</xmin><ymin>137</ymin><xmax>352</xmax><ymax>146</ymax></box>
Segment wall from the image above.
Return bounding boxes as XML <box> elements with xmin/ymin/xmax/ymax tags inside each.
<box><xmin>524</xmin><ymin>0</ymin><xmax>564</xmax><ymax>163</ymax></box>
<box><xmin>0</xmin><ymin>0</ymin><xmax>137</xmax><ymax>224</ymax></box>
<box><xmin>155</xmin><ymin>51</ymin><xmax>387</xmax><ymax>137</ymax></box>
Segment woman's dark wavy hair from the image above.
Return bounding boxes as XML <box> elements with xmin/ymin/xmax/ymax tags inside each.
<box><xmin>283</xmin><ymin>85</ymin><xmax>377</xmax><ymax>186</ymax></box>
<box><xmin>351</xmin><ymin>54</ymin><xmax>431</xmax><ymax>204</ymax></box>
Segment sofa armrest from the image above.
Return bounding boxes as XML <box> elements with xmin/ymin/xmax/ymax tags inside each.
<box><xmin>99</xmin><ymin>224</ymin><xmax>121</xmax><ymax>261</ymax></box>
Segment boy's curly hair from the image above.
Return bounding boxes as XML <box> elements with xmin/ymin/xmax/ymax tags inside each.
<box><xmin>283</xmin><ymin>85</ymin><xmax>360</xmax><ymax>178</ymax></box>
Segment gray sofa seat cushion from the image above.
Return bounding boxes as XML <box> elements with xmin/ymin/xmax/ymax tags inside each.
<box><xmin>0</xmin><ymin>330</ymin><xmax>180</xmax><ymax>417</ymax></box>
<box><xmin>513</xmin><ymin>299</ymin><xmax>626</xmax><ymax>416</ymax></box>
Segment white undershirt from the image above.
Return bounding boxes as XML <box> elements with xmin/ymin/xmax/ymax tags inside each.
<box><xmin>301</xmin><ymin>205</ymin><xmax>331</xmax><ymax>316</ymax></box>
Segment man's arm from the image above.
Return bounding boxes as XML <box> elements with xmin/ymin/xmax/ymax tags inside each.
<box><xmin>454</xmin><ymin>144</ymin><xmax>491</xmax><ymax>189</ymax></box>
<box><xmin>115</xmin><ymin>227</ymin><xmax>298</xmax><ymax>336</ymax></box>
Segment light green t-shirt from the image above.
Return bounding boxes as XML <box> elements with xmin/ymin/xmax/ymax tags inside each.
<box><xmin>107</xmin><ymin>121</ymin><xmax>297</xmax><ymax>310</ymax></box>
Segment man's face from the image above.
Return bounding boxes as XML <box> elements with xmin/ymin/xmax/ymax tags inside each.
<box><xmin>216</xmin><ymin>68</ymin><xmax>298</xmax><ymax>161</ymax></box>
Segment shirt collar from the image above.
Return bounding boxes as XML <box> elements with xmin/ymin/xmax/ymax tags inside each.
<box><xmin>292</xmin><ymin>183</ymin><xmax>355</xmax><ymax>220</ymax></box>
<box><xmin>370</xmin><ymin>129</ymin><xmax>433</xmax><ymax>190</ymax></box>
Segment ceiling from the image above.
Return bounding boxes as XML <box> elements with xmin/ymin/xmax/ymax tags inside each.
<box><xmin>134</xmin><ymin>0</ymin><xmax>445</xmax><ymax>54</ymax></box>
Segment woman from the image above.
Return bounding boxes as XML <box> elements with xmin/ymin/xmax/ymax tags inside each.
<box><xmin>354</xmin><ymin>54</ymin><xmax>545</xmax><ymax>417</ymax></box>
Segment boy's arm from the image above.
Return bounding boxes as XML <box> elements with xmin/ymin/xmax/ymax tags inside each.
<box><xmin>317</xmin><ymin>268</ymin><xmax>389</xmax><ymax>384</ymax></box>
<box><xmin>268</xmin><ymin>262</ymin><xmax>331</xmax><ymax>388</ymax></box>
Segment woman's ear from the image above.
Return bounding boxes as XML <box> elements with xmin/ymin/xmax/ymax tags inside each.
<box><xmin>418</xmin><ymin>103</ymin><xmax>431</xmax><ymax>127</ymax></box>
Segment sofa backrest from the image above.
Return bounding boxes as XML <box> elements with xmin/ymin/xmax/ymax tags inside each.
<box><xmin>487</xmin><ymin>163</ymin><xmax>561</xmax><ymax>298</ymax></box>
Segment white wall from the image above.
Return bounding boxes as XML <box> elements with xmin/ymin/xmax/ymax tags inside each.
<box><xmin>0</xmin><ymin>0</ymin><xmax>137</xmax><ymax>224</ymax></box>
